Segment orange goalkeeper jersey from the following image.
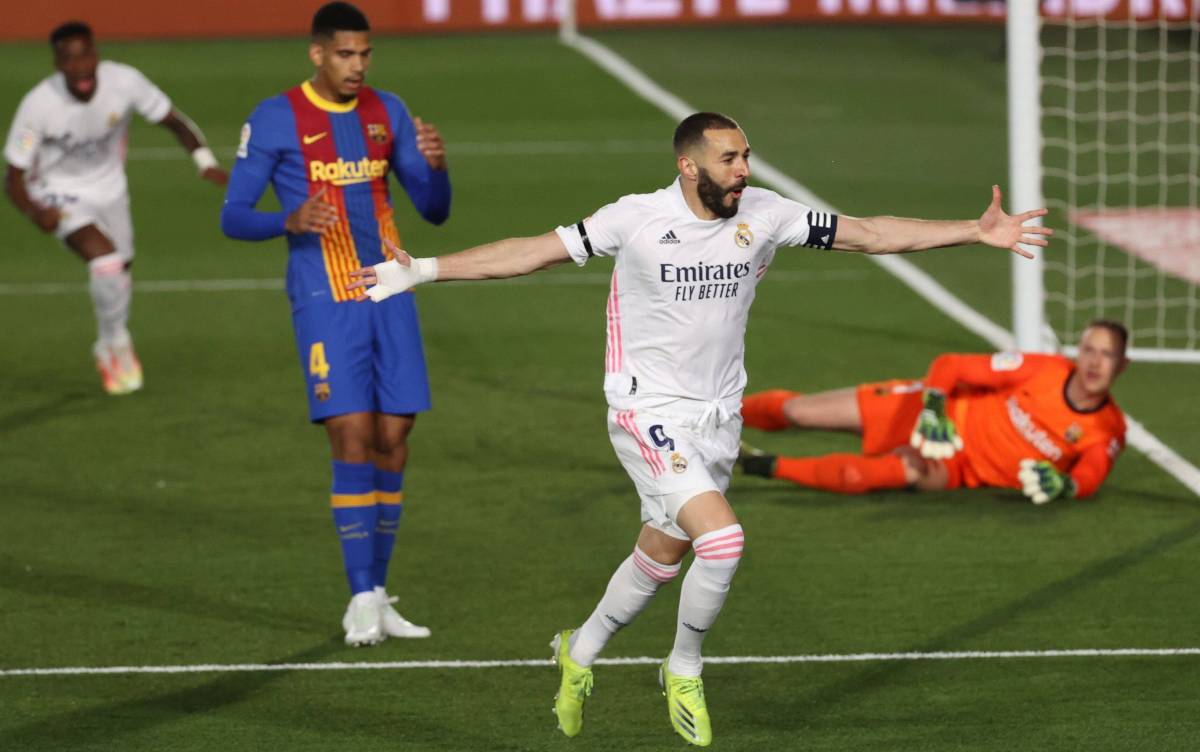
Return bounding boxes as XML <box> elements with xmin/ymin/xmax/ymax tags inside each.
<box><xmin>926</xmin><ymin>353</ymin><xmax>1126</xmax><ymax>498</ymax></box>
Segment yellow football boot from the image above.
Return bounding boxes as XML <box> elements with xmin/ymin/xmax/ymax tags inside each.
<box><xmin>659</xmin><ymin>658</ymin><xmax>712</xmax><ymax>747</ymax></box>
<box><xmin>550</xmin><ymin>629</ymin><xmax>593</xmax><ymax>737</ymax></box>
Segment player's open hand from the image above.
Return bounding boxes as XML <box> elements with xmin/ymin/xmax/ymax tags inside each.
<box><xmin>414</xmin><ymin>117</ymin><xmax>447</xmax><ymax>172</ymax></box>
<box><xmin>348</xmin><ymin>239</ymin><xmax>438</xmax><ymax>302</ymax></box>
<box><xmin>910</xmin><ymin>388</ymin><xmax>963</xmax><ymax>460</ymax></box>
<box><xmin>201</xmin><ymin>166</ymin><xmax>229</xmax><ymax>187</ymax></box>
<box><xmin>30</xmin><ymin>204</ymin><xmax>61</xmax><ymax>233</ymax></box>
<box><xmin>1018</xmin><ymin>459</ymin><xmax>1076</xmax><ymax>504</ymax></box>
<box><xmin>285</xmin><ymin>185</ymin><xmax>339</xmax><ymax>235</ymax></box>
<box><xmin>978</xmin><ymin>185</ymin><xmax>1053</xmax><ymax>259</ymax></box>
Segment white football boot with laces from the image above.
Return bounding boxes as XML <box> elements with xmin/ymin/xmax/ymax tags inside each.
<box><xmin>375</xmin><ymin>586</ymin><xmax>431</xmax><ymax>638</ymax></box>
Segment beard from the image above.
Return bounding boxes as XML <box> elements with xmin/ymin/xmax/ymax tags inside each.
<box><xmin>697</xmin><ymin>167</ymin><xmax>746</xmax><ymax>220</ymax></box>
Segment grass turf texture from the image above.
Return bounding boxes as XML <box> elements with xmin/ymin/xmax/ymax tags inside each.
<box><xmin>1</xmin><ymin>26</ymin><xmax>1198</xmax><ymax>751</ymax></box>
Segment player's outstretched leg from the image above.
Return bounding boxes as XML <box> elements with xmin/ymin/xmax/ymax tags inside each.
<box><xmin>663</xmin><ymin>521</ymin><xmax>744</xmax><ymax>747</ymax></box>
<box><xmin>550</xmin><ymin>545</ymin><xmax>681</xmax><ymax>736</ymax></box>
<box><xmin>741</xmin><ymin>389</ymin><xmax>798</xmax><ymax>431</ymax></box>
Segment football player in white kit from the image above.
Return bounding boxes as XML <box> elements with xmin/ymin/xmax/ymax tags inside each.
<box><xmin>3</xmin><ymin>21</ymin><xmax>228</xmax><ymax>395</ymax></box>
<box><xmin>347</xmin><ymin>112</ymin><xmax>1052</xmax><ymax>746</ymax></box>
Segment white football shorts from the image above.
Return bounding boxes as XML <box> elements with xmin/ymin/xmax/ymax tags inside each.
<box><xmin>607</xmin><ymin>404</ymin><xmax>742</xmax><ymax>541</ymax></box>
<box><xmin>41</xmin><ymin>191</ymin><xmax>135</xmax><ymax>261</ymax></box>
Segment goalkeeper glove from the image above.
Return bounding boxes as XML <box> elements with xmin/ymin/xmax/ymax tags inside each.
<box><xmin>1017</xmin><ymin>459</ymin><xmax>1077</xmax><ymax>505</ymax></box>
<box><xmin>909</xmin><ymin>388</ymin><xmax>963</xmax><ymax>460</ymax></box>
<box><xmin>365</xmin><ymin>257</ymin><xmax>439</xmax><ymax>302</ymax></box>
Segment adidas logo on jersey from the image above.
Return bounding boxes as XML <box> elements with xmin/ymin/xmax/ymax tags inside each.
<box><xmin>659</xmin><ymin>230</ymin><xmax>681</xmax><ymax>244</ymax></box>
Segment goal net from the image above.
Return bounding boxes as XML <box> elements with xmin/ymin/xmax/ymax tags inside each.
<box><xmin>1012</xmin><ymin>1</ymin><xmax>1200</xmax><ymax>362</ymax></box>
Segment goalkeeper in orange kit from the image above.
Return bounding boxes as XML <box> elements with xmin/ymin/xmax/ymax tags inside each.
<box><xmin>739</xmin><ymin>320</ymin><xmax>1129</xmax><ymax>504</ymax></box>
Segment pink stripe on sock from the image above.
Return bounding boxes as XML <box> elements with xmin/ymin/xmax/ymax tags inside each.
<box><xmin>695</xmin><ymin>541</ymin><xmax>744</xmax><ymax>557</ymax></box>
<box><xmin>633</xmin><ymin>548</ymin><xmax>678</xmax><ymax>579</ymax></box>
<box><xmin>693</xmin><ymin>530</ymin><xmax>745</xmax><ymax>552</ymax></box>
<box><xmin>696</xmin><ymin>549</ymin><xmax>744</xmax><ymax>560</ymax></box>
<box><xmin>632</xmin><ymin>554</ymin><xmax>675</xmax><ymax>583</ymax></box>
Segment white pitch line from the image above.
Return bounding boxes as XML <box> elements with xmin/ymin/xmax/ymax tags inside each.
<box><xmin>3</xmin><ymin>647</ymin><xmax>1198</xmax><ymax>677</ymax></box>
<box><xmin>562</xmin><ymin>32</ymin><xmax>1200</xmax><ymax>499</ymax></box>
<box><xmin>123</xmin><ymin>140</ymin><xmax>665</xmax><ymax>161</ymax></box>
<box><xmin>0</xmin><ymin>269</ymin><xmax>867</xmax><ymax>297</ymax></box>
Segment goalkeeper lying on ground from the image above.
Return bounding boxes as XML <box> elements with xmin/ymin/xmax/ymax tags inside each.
<box><xmin>739</xmin><ymin>320</ymin><xmax>1129</xmax><ymax>504</ymax></box>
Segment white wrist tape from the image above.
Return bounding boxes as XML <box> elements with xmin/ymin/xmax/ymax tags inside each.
<box><xmin>191</xmin><ymin>147</ymin><xmax>219</xmax><ymax>173</ymax></box>
<box><xmin>413</xmin><ymin>257</ymin><xmax>439</xmax><ymax>284</ymax></box>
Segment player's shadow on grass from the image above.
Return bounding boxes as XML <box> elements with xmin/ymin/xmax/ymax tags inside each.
<box><xmin>736</xmin><ymin>515</ymin><xmax>1200</xmax><ymax>730</ymax></box>
<box><xmin>4</xmin><ymin>641</ymin><xmax>536</xmax><ymax>751</ymax></box>
<box><xmin>0</xmin><ymin>556</ymin><xmax>328</xmax><ymax>634</ymax></box>
<box><xmin>0</xmin><ymin>390</ymin><xmax>94</xmax><ymax>434</ymax></box>
<box><xmin>3</xmin><ymin>640</ymin><xmax>331</xmax><ymax>748</ymax></box>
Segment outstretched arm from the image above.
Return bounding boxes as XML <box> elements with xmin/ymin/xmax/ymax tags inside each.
<box><xmin>833</xmin><ymin>185</ymin><xmax>1051</xmax><ymax>257</ymax></box>
<box><xmin>158</xmin><ymin>108</ymin><xmax>228</xmax><ymax>187</ymax></box>
<box><xmin>347</xmin><ymin>232</ymin><xmax>571</xmax><ymax>300</ymax></box>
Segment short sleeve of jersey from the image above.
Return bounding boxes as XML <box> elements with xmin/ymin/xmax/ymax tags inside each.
<box><xmin>3</xmin><ymin>89</ymin><xmax>41</xmax><ymax>170</ymax></box>
<box><xmin>113</xmin><ymin>63</ymin><xmax>172</xmax><ymax>123</ymax></box>
<box><xmin>763</xmin><ymin>191</ymin><xmax>838</xmax><ymax>250</ymax></box>
<box><xmin>554</xmin><ymin>196</ymin><xmax>643</xmax><ymax>267</ymax></box>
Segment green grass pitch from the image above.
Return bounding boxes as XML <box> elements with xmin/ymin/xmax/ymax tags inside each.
<box><xmin>1</xmin><ymin>26</ymin><xmax>1198</xmax><ymax>751</ymax></box>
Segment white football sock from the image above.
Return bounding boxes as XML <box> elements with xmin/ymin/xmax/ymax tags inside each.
<box><xmin>669</xmin><ymin>523</ymin><xmax>744</xmax><ymax>677</ymax></box>
<box><xmin>568</xmin><ymin>546</ymin><xmax>680</xmax><ymax>667</ymax></box>
<box><xmin>88</xmin><ymin>255</ymin><xmax>131</xmax><ymax>349</ymax></box>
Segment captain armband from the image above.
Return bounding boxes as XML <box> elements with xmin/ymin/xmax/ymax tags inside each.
<box><xmin>803</xmin><ymin>211</ymin><xmax>838</xmax><ymax>250</ymax></box>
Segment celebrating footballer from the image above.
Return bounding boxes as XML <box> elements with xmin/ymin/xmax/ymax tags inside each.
<box><xmin>347</xmin><ymin>111</ymin><xmax>1051</xmax><ymax>746</ymax></box>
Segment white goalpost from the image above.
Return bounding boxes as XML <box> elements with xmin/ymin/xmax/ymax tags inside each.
<box><xmin>1009</xmin><ymin>1</ymin><xmax>1200</xmax><ymax>363</ymax></box>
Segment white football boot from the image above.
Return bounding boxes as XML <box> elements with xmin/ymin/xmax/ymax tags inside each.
<box><xmin>375</xmin><ymin>586</ymin><xmax>431</xmax><ymax>638</ymax></box>
<box><xmin>342</xmin><ymin>591</ymin><xmax>386</xmax><ymax>647</ymax></box>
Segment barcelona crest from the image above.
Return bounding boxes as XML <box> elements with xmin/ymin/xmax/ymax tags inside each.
<box><xmin>314</xmin><ymin>382</ymin><xmax>332</xmax><ymax>402</ymax></box>
<box><xmin>1065</xmin><ymin>423</ymin><xmax>1084</xmax><ymax>444</ymax></box>
<box><xmin>367</xmin><ymin>123</ymin><xmax>389</xmax><ymax>144</ymax></box>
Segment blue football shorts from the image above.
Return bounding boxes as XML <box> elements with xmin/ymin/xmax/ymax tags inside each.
<box><xmin>290</xmin><ymin>292</ymin><xmax>432</xmax><ymax>422</ymax></box>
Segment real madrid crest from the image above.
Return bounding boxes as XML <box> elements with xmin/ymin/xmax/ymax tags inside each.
<box><xmin>670</xmin><ymin>452</ymin><xmax>688</xmax><ymax>474</ymax></box>
<box><xmin>734</xmin><ymin>223</ymin><xmax>753</xmax><ymax>249</ymax></box>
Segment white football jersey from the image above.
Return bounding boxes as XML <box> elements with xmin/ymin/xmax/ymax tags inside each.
<box><xmin>3</xmin><ymin>60</ymin><xmax>172</xmax><ymax>203</ymax></box>
<box><xmin>555</xmin><ymin>178</ymin><xmax>838</xmax><ymax>413</ymax></box>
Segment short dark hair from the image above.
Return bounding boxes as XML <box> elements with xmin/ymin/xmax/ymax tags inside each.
<box><xmin>1085</xmin><ymin>318</ymin><xmax>1129</xmax><ymax>357</ymax></box>
<box><xmin>49</xmin><ymin>21</ymin><xmax>92</xmax><ymax>48</ymax></box>
<box><xmin>673</xmin><ymin>112</ymin><xmax>740</xmax><ymax>155</ymax></box>
<box><xmin>312</xmin><ymin>2</ymin><xmax>370</xmax><ymax>39</ymax></box>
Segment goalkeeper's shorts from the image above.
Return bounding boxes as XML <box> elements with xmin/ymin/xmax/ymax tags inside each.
<box><xmin>856</xmin><ymin>379</ymin><xmax>982</xmax><ymax>491</ymax></box>
<box><xmin>855</xmin><ymin>380</ymin><xmax>926</xmax><ymax>455</ymax></box>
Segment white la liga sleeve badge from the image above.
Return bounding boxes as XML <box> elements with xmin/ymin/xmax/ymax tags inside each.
<box><xmin>236</xmin><ymin>123</ymin><xmax>251</xmax><ymax>159</ymax></box>
<box><xmin>991</xmin><ymin>351</ymin><xmax>1024</xmax><ymax>371</ymax></box>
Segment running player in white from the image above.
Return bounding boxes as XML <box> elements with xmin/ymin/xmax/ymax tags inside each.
<box><xmin>346</xmin><ymin>112</ymin><xmax>1052</xmax><ymax>746</ymax></box>
<box><xmin>3</xmin><ymin>21</ymin><xmax>228</xmax><ymax>395</ymax></box>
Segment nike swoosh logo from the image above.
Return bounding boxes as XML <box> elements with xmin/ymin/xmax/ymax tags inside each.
<box><xmin>338</xmin><ymin>523</ymin><xmax>361</xmax><ymax>533</ymax></box>
<box><xmin>303</xmin><ymin>132</ymin><xmax>328</xmax><ymax>145</ymax></box>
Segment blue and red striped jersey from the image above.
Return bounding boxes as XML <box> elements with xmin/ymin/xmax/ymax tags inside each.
<box><xmin>221</xmin><ymin>81</ymin><xmax>450</xmax><ymax>305</ymax></box>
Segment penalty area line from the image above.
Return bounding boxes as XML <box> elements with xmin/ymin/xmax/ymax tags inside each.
<box><xmin>3</xmin><ymin>648</ymin><xmax>1198</xmax><ymax>677</ymax></box>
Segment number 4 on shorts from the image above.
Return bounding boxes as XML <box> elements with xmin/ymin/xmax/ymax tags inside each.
<box><xmin>309</xmin><ymin>342</ymin><xmax>331</xmax><ymax>380</ymax></box>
